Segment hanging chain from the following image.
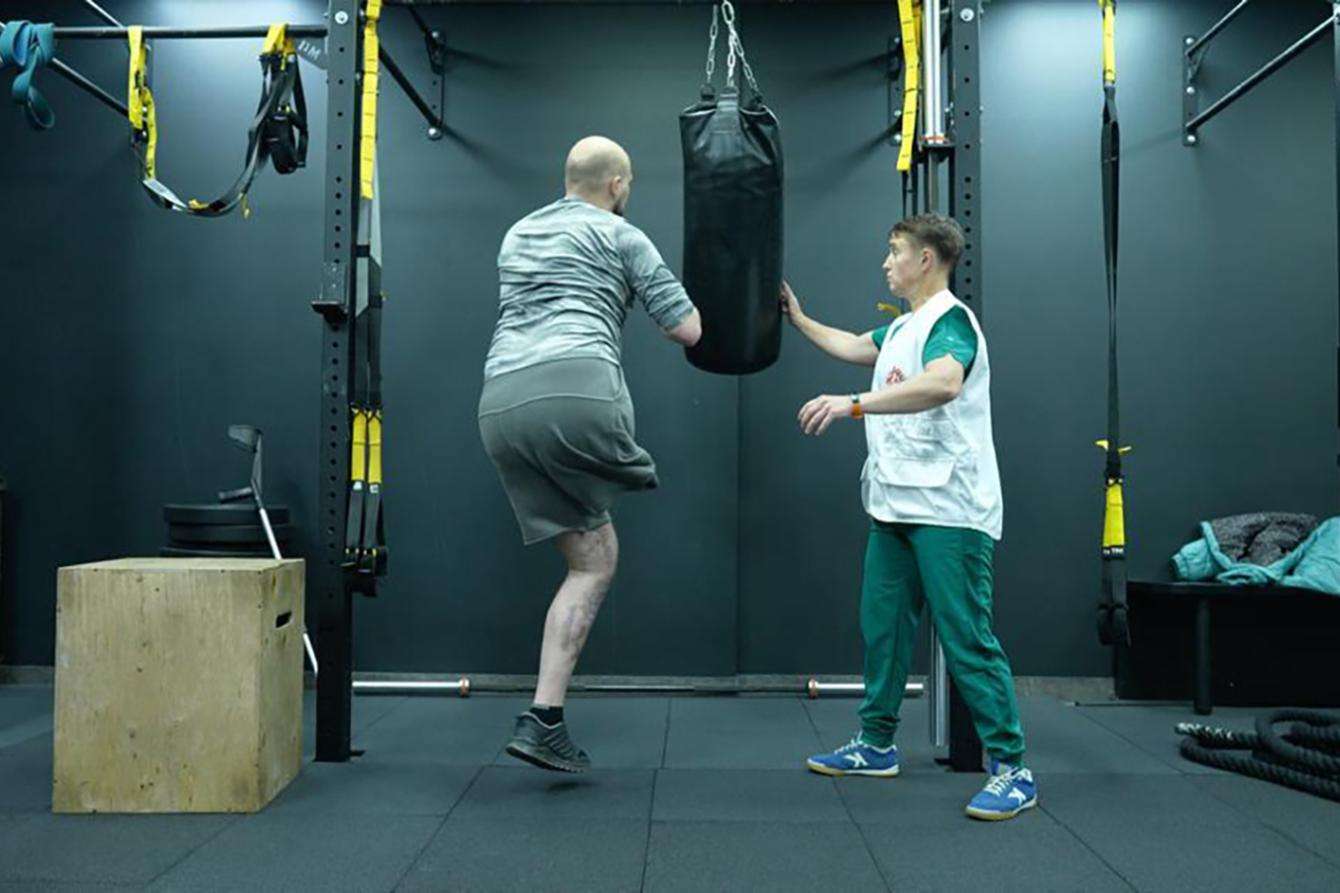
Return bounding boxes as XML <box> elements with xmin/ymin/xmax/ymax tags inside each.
<box><xmin>732</xmin><ymin>31</ymin><xmax>758</xmax><ymax>92</ymax></box>
<box><xmin>704</xmin><ymin>5</ymin><xmax>720</xmax><ymax>84</ymax></box>
<box><xmin>719</xmin><ymin>1</ymin><xmax>759</xmax><ymax>93</ymax></box>
<box><xmin>723</xmin><ymin>2</ymin><xmax>737</xmax><ymax>86</ymax></box>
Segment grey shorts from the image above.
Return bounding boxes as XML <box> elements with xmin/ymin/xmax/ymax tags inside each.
<box><xmin>478</xmin><ymin>358</ymin><xmax>658</xmax><ymax>545</ymax></box>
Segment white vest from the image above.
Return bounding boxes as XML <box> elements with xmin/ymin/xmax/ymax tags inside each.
<box><xmin>860</xmin><ymin>290</ymin><xmax>1003</xmax><ymax>540</ymax></box>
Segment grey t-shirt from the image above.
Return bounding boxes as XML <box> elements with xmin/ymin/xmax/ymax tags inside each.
<box><xmin>483</xmin><ymin>197</ymin><xmax>695</xmax><ymax>380</ymax></box>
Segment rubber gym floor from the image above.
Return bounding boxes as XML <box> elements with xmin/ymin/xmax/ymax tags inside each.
<box><xmin>1</xmin><ymin>685</ymin><xmax>1337</xmax><ymax>891</ymax></box>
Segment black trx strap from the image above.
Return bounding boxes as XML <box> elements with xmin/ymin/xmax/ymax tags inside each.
<box><xmin>1096</xmin><ymin>0</ymin><xmax>1131</xmax><ymax>646</ymax></box>
<box><xmin>344</xmin><ymin>1</ymin><xmax>388</xmax><ymax>592</ymax></box>
<box><xmin>344</xmin><ymin>162</ymin><xmax>388</xmax><ymax>589</ymax></box>
<box><xmin>345</xmin><ymin>179</ymin><xmax>387</xmax><ymax>586</ymax></box>
<box><xmin>128</xmin><ymin>24</ymin><xmax>307</xmax><ymax>218</ymax></box>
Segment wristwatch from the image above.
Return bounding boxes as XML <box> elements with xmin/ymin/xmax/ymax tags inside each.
<box><xmin>850</xmin><ymin>394</ymin><xmax>864</xmax><ymax>419</ymax></box>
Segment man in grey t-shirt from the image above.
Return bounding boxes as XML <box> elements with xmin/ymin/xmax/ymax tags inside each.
<box><xmin>480</xmin><ymin>136</ymin><xmax>702</xmax><ymax>772</ymax></box>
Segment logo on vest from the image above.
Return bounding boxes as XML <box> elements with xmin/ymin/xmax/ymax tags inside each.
<box><xmin>885</xmin><ymin>366</ymin><xmax>906</xmax><ymax>386</ymax></box>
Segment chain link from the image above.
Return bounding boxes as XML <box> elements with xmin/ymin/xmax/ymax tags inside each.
<box><xmin>731</xmin><ymin>31</ymin><xmax>758</xmax><ymax>92</ymax></box>
<box><xmin>704</xmin><ymin>5</ymin><xmax>719</xmax><ymax>84</ymax></box>
<box><xmin>704</xmin><ymin>1</ymin><xmax>759</xmax><ymax>93</ymax></box>
<box><xmin>722</xmin><ymin>1</ymin><xmax>758</xmax><ymax>92</ymax></box>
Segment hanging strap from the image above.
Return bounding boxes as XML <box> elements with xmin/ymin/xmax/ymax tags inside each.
<box><xmin>345</xmin><ymin>150</ymin><xmax>388</xmax><ymax>587</ymax></box>
<box><xmin>260</xmin><ymin>24</ymin><xmax>309</xmax><ymax>176</ymax></box>
<box><xmin>0</xmin><ymin>20</ymin><xmax>56</xmax><ymax>130</ymax></box>
<box><xmin>895</xmin><ymin>0</ymin><xmax>922</xmax><ymax>174</ymax></box>
<box><xmin>360</xmin><ymin>0</ymin><xmax>382</xmax><ymax>200</ymax></box>
<box><xmin>128</xmin><ymin>24</ymin><xmax>307</xmax><ymax>217</ymax></box>
<box><xmin>361</xmin><ymin>188</ymin><xmax>386</xmax><ymax>577</ymax></box>
<box><xmin>1096</xmin><ymin>0</ymin><xmax>1130</xmax><ymax>647</ymax></box>
<box><xmin>127</xmin><ymin>26</ymin><xmax>159</xmax><ymax>180</ymax></box>
<box><xmin>345</xmin><ymin>2</ymin><xmax>390</xmax><ymax>586</ymax></box>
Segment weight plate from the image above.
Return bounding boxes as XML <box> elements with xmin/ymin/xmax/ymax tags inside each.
<box><xmin>163</xmin><ymin>504</ymin><xmax>291</xmax><ymax>525</ymax></box>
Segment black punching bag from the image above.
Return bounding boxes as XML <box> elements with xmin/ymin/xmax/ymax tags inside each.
<box><xmin>680</xmin><ymin>85</ymin><xmax>784</xmax><ymax>375</ymax></box>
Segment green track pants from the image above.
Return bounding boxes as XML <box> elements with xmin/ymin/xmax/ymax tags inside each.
<box><xmin>857</xmin><ymin>520</ymin><xmax>1026</xmax><ymax>764</ymax></box>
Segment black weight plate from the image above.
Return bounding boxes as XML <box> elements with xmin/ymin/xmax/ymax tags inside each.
<box><xmin>163</xmin><ymin>503</ymin><xmax>291</xmax><ymax>525</ymax></box>
<box><xmin>168</xmin><ymin>523</ymin><xmax>295</xmax><ymax>545</ymax></box>
<box><xmin>160</xmin><ymin>546</ymin><xmax>278</xmax><ymax>558</ymax></box>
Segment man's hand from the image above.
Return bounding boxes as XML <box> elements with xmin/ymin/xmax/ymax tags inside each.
<box><xmin>665</xmin><ymin>308</ymin><xmax>704</xmax><ymax>347</ymax></box>
<box><xmin>798</xmin><ymin>394</ymin><xmax>854</xmax><ymax>436</ymax></box>
<box><xmin>780</xmin><ymin>281</ymin><xmax>804</xmax><ymax>326</ymax></box>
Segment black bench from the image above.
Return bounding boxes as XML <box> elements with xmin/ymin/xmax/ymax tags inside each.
<box><xmin>1115</xmin><ymin>580</ymin><xmax>1340</xmax><ymax>715</ymax></box>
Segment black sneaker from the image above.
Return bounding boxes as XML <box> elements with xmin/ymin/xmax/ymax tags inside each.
<box><xmin>505</xmin><ymin>712</ymin><xmax>591</xmax><ymax>773</ymax></box>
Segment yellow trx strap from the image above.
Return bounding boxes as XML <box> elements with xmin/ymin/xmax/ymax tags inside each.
<box><xmin>126</xmin><ymin>26</ymin><xmax>157</xmax><ymax>179</ymax></box>
<box><xmin>367</xmin><ymin>414</ymin><xmax>383</xmax><ymax>485</ymax></box>
<box><xmin>895</xmin><ymin>0</ymin><xmax>922</xmax><ymax>173</ymax></box>
<box><xmin>262</xmin><ymin>22</ymin><xmax>295</xmax><ymax>61</ymax></box>
<box><xmin>350</xmin><ymin>410</ymin><xmax>369</xmax><ymax>486</ymax></box>
<box><xmin>126</xmin><ymin>23</ymin><xmax>305</xmax><ymax>217</ymax></box>
<box><xmin>1100</xmin><ymin>0</ymin><xmax>1116</xmax><ymax>86</ymax></box>
<box><xmin>1103</xmin><ymin>481</ymin><xmax>1125</xmax><ymax>549</ymax></box>
<box><xmin>1094</xmin><ymin>440</ymin><xmax>1132</xmax><ymax>551</ymax></box>
<box><xmin>367</xmin><ymin>409</ymin><xmax>383</xmax><ymax>564</ymax></box>
<box><xmin>360</xmin><ymin>0</ymin><xmax>382</xmax><ymax>199</ymax></box>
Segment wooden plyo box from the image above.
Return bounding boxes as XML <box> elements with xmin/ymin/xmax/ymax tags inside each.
<box><xmin>53</xmin><ymin>558</ymin><xmax>305</xmax><ymax>813</ymax></box>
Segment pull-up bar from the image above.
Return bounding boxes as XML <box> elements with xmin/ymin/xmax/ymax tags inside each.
<box><xmin>12</xmin><ymin>16</ymin><xmax>442</xmax><ymax>132</ymax></box>
<box><xmin>1183</xmin><ymin>3</ymin><xmax>1338</xmax><ymax>143</ymax></box>
<box><xmin>1183</xmin><ymin>0</ymin><xmax>1251</xmax><ymax>60</ymax></box>
<box><xmin>51</xmin><ymin>25</ymin><xmax>330</xmax><ymax>40</ymax></box>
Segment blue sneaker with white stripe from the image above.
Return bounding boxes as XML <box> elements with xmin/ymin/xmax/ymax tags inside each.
<box><xmin>965</xmin><ymin>759</ymin><xmax>1037</xmax><ymax>821</ymax></box>
<box><xmin>806</xmin><ymin>736</ymin><xmax>900</xmax><ymax>777</ymax></box>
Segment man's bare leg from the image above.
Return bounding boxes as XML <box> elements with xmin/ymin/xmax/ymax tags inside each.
<box><xmin>506</xmin><ymin>522</ymin><xmax>617</xmax><ymax>772</ymax></box>
<box><xmin>534</xmin><ymin>522</ymin><xmax>619</xmax><ymax>706</ymax></box>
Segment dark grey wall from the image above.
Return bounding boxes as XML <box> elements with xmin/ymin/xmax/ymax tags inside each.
<box><xmin>1</xmin><ymin>1</ymin><xmax>1335</xmax><ymax>678</ymax></box>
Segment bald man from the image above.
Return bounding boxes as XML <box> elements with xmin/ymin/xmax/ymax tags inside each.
<box><xmin>480</xmin><ymin>136</ymin><xmax>703</xmax><ymax>772</ymax></box>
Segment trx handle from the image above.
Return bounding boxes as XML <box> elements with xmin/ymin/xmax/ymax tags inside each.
<box><xmin>344</xmin><ymin>408</ymin><xmax>369</xmax><ymax>566</ymax></box>
<box><xmin>895</xmin><ymin>0</ymin><xmax>922</xmax><ymax>173</ymax></box>
<box><xmin>0</xmin><ymin>20</ymin><xmax>56</xmax><ymax>130</ymax></box>
<box><xmin>127</xmin><ymin>23</ymin><xmax>308</xmax><ymax>217</ymax></box>
<box><xmin>1096</xmin><ymin>0</ymin><xmax>1130</xmax><ymax>647</ymax></box>
<box><xmin>260</xmin><ymin>24</ymin><xmax>309</xmax><ymax>176</ymax></box>
<box><xmin>361</xmin><ymin>407</ymin><xmax>386</xmax><ymax>575</ymax></box>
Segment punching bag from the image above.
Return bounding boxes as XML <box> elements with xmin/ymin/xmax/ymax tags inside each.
<box><xmin>680</xmin><ymin>5</ymin><xmax>783</xmax><ymax>375</ymax></box>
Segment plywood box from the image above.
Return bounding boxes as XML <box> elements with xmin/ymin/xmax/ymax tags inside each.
<box><xmin>53</xmin><ymin>558</ymin><xmax>304</xmax><ymax>813</ymax></box>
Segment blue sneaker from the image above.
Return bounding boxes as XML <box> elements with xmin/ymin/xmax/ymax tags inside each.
<box><xmin>806</xmin><ymin>736</ymin><xmax>900</xmax><ymax>777</ymax></box>
<box><xmin>965</xmin><ymin>759</ymin><xmax>1037</xmax><ymax>821</ymax></box>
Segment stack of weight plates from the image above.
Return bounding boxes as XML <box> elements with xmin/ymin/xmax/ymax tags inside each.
<box><xmin>162</xmin><ymin>504</ymin><xmax>295</xmax><ymax>558</ymax></box>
